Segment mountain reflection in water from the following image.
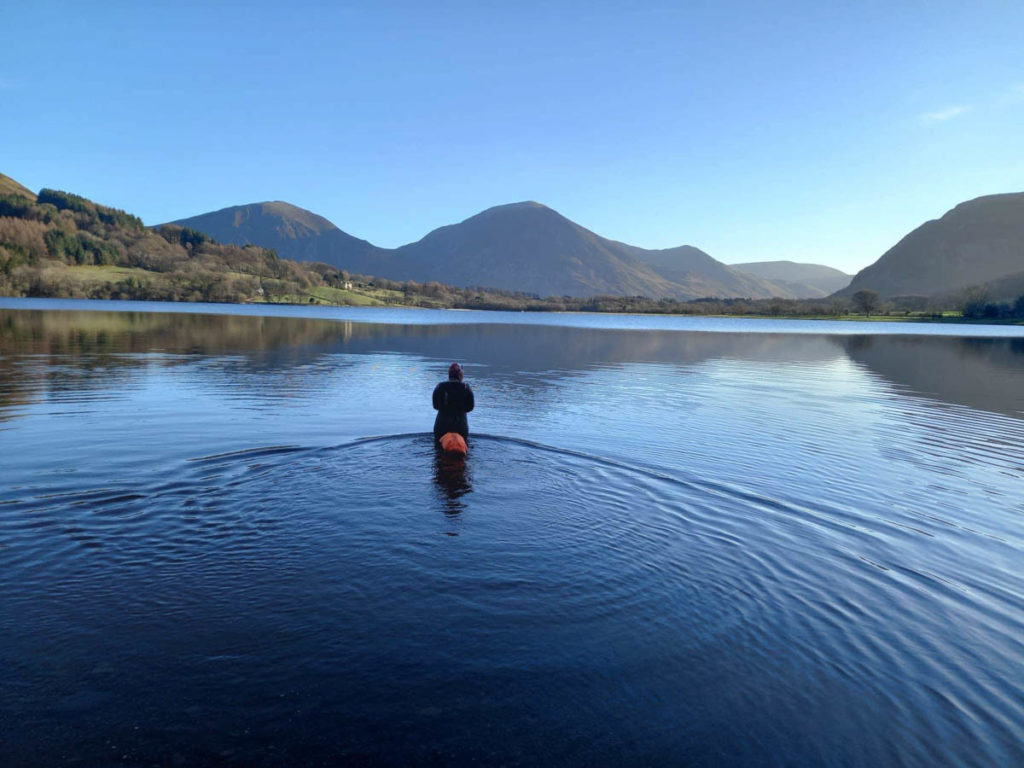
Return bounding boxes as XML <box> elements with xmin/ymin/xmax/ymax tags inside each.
<box><xmin>1</xmin><ymin>302</ymin><xmax>1023</xmax><ymax>767</ymax></box>
<box><xmin>2</xmin><ymin>306</ymin><xmax>1022</xmax><ymax>421</ymax></box>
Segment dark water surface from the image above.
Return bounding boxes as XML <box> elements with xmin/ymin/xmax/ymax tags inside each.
<box><xmin>2</xmin><ymin>299</ymin><xmax>1023</xmax><ymax>766</ymax></box>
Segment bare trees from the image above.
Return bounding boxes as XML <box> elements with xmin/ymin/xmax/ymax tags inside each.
<box><xmin>852</xmin><ymin>289</ymin><xmax>880</xmax><ymax>317</ymax></box>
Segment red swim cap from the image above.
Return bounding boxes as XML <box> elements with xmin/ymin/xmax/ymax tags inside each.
<box><xmin>448</xmin><ymin>362</ymin><xmax>463</xmax><ymax>380</ymax></box>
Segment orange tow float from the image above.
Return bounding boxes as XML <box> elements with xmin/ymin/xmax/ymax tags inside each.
<box><xmin>439</xmin><ymin>432</ymin><xmax>468</xmax><ymax>456</ymax></box>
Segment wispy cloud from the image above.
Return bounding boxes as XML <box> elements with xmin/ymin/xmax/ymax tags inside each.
<box><xmin>998</xmin><ymin>83</ymin><xmax>1024</xmax><ymax>105</ymax></box>
<box><xmin>920</xmin><ymin>83</ymin><xmax>1024</xmax><ymax>124</ymax></box>
<box><xmin>919</xmin><ymin>105</ymin><xmax>972</xmax><ymax>123</ymax></box>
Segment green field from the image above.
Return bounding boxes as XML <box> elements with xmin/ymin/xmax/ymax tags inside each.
<box><xmin>45</xmin><ymin>266</ymin><xmax>397</xmax><ymax>307</ymax></box>
<box><xmin>307</xmin><ymin>285</ymin><xmax>384</xmax><ymax>306</ymax></box>
<box><xmin>47</xmin><ymin>264</ymin><xmax>161</xmax><ymax>284</ymax></box>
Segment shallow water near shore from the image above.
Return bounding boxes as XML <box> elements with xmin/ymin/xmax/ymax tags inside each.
<box><xmin>2</xmin><ymin>299</ymin><xmax>1024</xmax><ymax>766</ymax></box>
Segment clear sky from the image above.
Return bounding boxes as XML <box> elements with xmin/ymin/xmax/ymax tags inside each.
<box><xmin>2</xmin><ymin>1</ymin><xmax>1022</xmax><ymax>273</ymax></box>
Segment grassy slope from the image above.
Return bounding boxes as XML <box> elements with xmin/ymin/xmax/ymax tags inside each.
<box><xmin>45</xmin><ymin>264</ymin><xmax>161</xmax><ymax>283</ymax></box>
<box><xmin>305</xmin><ymin>285</ymin><xmax>384</xmax><ymax>306</ymax></box>
<box><xmin>0</xmin><ymin>173</ymin><xmax>36</xmax><ymax>199</ymax></box>
<box><xmin>45</xmin><ymin>264</ymin><xmax>403</xmax><ymax>307</ymax></box>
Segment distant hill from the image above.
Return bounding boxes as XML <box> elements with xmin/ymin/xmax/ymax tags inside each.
<box><xmin>839</xmin><ymin>193</ymin><xmax>1024</xmax><ymax>298</ymax></box>
<box><xmin>0</xmin><ymin>173</ymin><xmax>35</xmax><ymax>200</ymax></box>
<box><xmin>385</xmin><ymin>202</ymin><xmax>723</xmax><ymax>299</ymax></box>
<box><xmin>731</xmin><ymin>260</ymin><xmax>852</xmax><ymax>298</ymax></box>
<box><xmin>978</xmin><ymin>270</ymin><xmax>1024</xmax><ymax>302</ymax></box>
<box><xmin>172</xmin><ymin>201</ymin><xmax>378</xmax><ymax>268</ymax></box>
<box><xmin>171</xmin><ymin>199</ymin><xmax>783</xmax><ymax>299</ymax></box>
<box><xmin>622</xmin><ymin>243</ymin><xmax>779</xmax><ymax>299</ymax></box>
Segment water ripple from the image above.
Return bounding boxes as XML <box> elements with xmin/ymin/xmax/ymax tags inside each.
<box><xmin>3</xmin><ymin>433</ymin><xmax>1023</xmax><ymax>765</ymax></box>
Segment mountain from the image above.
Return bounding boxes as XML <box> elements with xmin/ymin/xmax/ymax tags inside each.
<box><xmin>385</xmin><ymin>202</ymin><xmax>790</xmax><ymax>299</ymax></box>
<box><xmin>839</xmin><ymin>193</ymin><xmax>1024</xmax><ymax>298</ymax></box>
<box><xmin>171</xmin><ymin>201</ymin><xmax>377</xmax><ymax>268</ymax></box>
<box><xmin>628</xmin><ymin>245</ymin><xmax>784</xmax><ymax>299</ymax></box>
<box><xmin>383</xmin><ymin>202</ymin><xmax>690</xmax><ymax>298</ymax></box>
<box><xmin>171</xmin><ymin>200</ymin><xmax>783</xmax><ymax>299</ymax></box>
<box><xmin>730</xmin><ymin>260</ymin><xmax>852</xmax><ymax>298</ymax></box>
<box><xmin>0</xmin><ymin>173</ymin><xmax>36</xmax><ymax>200</ymax></box>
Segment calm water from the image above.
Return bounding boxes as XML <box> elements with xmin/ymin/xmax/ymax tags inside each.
<box><xmin>2</xmin><ymin>298</ymin><xmax>1023</xmax><ymax>767</ymax></box>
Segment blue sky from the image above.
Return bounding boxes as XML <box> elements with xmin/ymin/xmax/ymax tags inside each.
<box><xmin>2</xmin><ymin>1</ymin><xmax>1022</xmax><ymax>273</ymax></box>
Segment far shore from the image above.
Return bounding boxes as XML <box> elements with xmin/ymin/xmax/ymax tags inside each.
<box><xmin>3</xmin><ymin>295</ymin><xmax>1023</xmax><ymax>328</ymax></box>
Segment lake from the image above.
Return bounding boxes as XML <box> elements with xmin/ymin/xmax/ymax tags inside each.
<box><xmin>2</xmin><ymin>297</ymin><xmax>1023</xmax><ymax>766</ymax></box>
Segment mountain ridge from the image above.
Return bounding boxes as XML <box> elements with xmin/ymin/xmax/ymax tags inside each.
<box><xmin>730</xmin><ymin>260</ymin><xmax>852</xmax><ymax>298</ymax></box>
<box><xmin>0</xmin><ymin>173</ymin><xmax>36</xmax><ymax>200</ymax></box>
<box><xmin>171</xmin><ymin>201</ymin><xmax>378</xmax><ymax>267</ymax></box>
<box><xmin>4</xmin><ymin>170</ymin><xmax>1024</xmax><ymax>316</ymax></box>
<box><xmin>384</xmin><ymin>201</ymin><xmax>693</xmax><ymax>298</ymax></box>
<box><xmin>172</xmin><ymin>199</ymin><xmax>785</xmax><ymax>299</ymax></box>
<box><xmin>838</xmin><ymin>193</ymin><xmax>1024</xmax><ymax>299</ymax></box>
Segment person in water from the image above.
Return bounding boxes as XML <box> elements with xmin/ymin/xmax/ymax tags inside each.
<box><xmin>433</xmin><ymin>362</ymin><xmax>474</xmax><ymax>441</ymax></box>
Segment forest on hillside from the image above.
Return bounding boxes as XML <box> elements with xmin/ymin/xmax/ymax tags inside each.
<box><xmin>0</xmin><ymin>188</ymin><xmax>334</xmax><ymax>303</ymax></box>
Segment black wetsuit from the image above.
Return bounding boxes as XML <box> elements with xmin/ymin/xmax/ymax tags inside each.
<box><xmin>432</xmin><ymin>380</ymin><xmax>474</xmax><ymax>440</ymax></box>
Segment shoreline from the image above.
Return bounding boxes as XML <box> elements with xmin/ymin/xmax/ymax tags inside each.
<box><xmin>3</xmin><ymin>293</ymin><xmax>1022</xmax><ymax>326</ymax></box>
